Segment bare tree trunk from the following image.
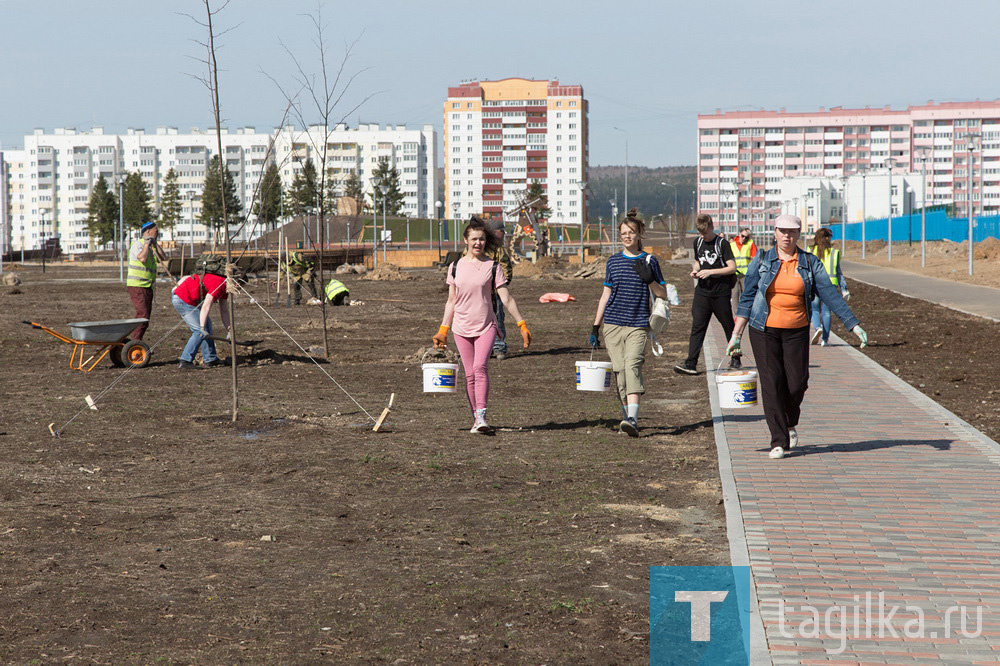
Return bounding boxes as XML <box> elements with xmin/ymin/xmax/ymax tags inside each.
<box><xmin>203</xmin><ymin>0</ymin><xmax>238</xmax><ymax>423</ymax></box>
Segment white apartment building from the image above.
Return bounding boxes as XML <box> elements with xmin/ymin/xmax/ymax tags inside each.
<box><xmin>777</xmin><ymin>173</ymin><xmax>925</xmax><ymax>232</ymax></box>
<box><xmin>697</xmin><ymin>100</ymin><xmax>1000</xmax><ymax>237</ymax></box>
<box><xmin>1</xmin><ymin>123</ymin><xmax>437</xmax><ymax>255</ymax></box>
<box><xmin>444</xmin><ymin>78</ymin><xmax>588</xmax><ymax>226</ymax></box>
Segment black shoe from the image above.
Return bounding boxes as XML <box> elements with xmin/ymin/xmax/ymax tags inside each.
<box><xmin>179</xmin><ymin>360</ymin><xmax>199</xmax><ymax>370</ymax></box>
<box><xmin>204</xmin><ymin>359</ymin><xmax>226</xmax><ymax>368</ymax></box>
<box><xmin>729</xmin><ymin>355</ymin><xmax>742</xmax><ymax>369</ymax></box>
<box><xmin>673</xmin><ymin>363</ymin><xmax>698</xmax><ymax>375</ymax></box>
<box><xmin>619</xmin><ymin>417</ymin><xmax>639</xmax><ymax>438</ymax></box>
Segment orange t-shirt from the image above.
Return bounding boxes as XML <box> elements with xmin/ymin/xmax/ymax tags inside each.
<box><xmin>765</xmin><ymin>257</ymin><xmax>809</xmax><ymax>328</ymax></box>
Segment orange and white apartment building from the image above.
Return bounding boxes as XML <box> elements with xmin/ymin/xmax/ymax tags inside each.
<box><xmin>698</xmin><ymin>100</ymin><xmax>1000</xmax><ymax>236</ymax></box>
<box><xmin>444</xmin><ymin>78</ymin><xmax>588</xmax><ymax>226</ymax></box>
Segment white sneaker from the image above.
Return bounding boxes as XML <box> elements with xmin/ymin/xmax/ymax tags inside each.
<box><xmin>471</xmin><ymin>416</ymin><xmax>492</xmax><ymax>434</ymax></box>
<box><xmin>788</xmin><ymin>428</ymin><xmax>798</xmax><ymax>448</ymax></box>
<box><xmin>819</xmin><ymin>340</ymin><xmax>828</xmax><ymax>347</ymax></box>
<box><xmin>810</xmin><ymin>328</ymin><xmax>822</xmax><ymax>345</ymax></box>
<box><xmin>769</xmin><ymin>446</ymin><xmax>786</xmax><ymax>459</ymax></box>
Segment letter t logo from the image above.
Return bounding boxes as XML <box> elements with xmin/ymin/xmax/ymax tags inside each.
<box><xmin>674</xmin><ymin>590</ymin><xmax>729</xmax><ymax>641</ymax></box>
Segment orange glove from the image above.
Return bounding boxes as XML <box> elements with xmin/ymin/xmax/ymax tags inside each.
<box><xmin>517</xmin><ymin>320</ymin><xmax>531</xmax><ymax>349</ymax></box>
<box><xmin>432</xmin><ymin>325</ymin><xmax>450</xmax><ymax>349</ymax></box>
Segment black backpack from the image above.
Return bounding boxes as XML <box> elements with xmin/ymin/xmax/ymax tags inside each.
<box><xmin>694</xmin><ymin>236</ymin><xmax>736</xmax><ymax>288</ymax></box>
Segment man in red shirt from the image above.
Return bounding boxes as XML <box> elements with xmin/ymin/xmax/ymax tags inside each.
<box><xmin>170</xmin><ymin>268</ymin><xmax>231</xmax><ymax>369</ymax></box>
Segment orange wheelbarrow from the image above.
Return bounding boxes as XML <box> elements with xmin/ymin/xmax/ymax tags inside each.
<box><xmin>23</xmin><ymin>318</ymin><xmax>152</xmax><ymax>372</ymax></box>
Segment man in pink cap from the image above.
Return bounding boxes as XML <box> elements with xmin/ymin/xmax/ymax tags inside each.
<box><xmin>725</xmin><ymin>214</ymin><xmax>869</xmax><ymax>460</ymax></box>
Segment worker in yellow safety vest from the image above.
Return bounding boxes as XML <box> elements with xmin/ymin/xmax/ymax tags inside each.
<box><xmin>809</xmin><ymin>227</ymin><xmax>849</xmax><ymax>346</ymax></box>
<box><xmin>281</xmin><ymin>251</ymin><xmax>317</xmax><ymax>305</ymax></box>
<box><xmin>324</xmin><ymin>278</ymin><xmax>351</xmax><ymax>306</ymax></box>
<box><xmin>127</xmin><ymin>221</ymin><xmax>169</xmax><ymax>340</ymax></box>
<box><xmin>729</xmin><ymin>227</ymin><xmax>757</xmax><ymax>313</ymax></box>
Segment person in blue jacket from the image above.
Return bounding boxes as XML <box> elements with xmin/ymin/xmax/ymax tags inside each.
<box><xmin>726</xmin><ymin>215</ymin><xmax>869</xmax><ymax>460</ymax></box>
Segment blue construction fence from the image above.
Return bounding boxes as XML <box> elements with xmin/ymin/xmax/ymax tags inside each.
<box><xmin>832</xmin><ymin>209</ymin><xmax>1000</xmax><ymax>244</ymax></box>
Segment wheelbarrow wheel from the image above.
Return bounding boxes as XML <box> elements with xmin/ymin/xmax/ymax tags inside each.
<box><xmin>122</xmin><ymin>340</ymin><xmax>151</xmax><ymax>368</ymax></box>
<box><xmin>109</xmin><ymin>346</ymin><xmax>126</xmax><ymax>367</ymax></box>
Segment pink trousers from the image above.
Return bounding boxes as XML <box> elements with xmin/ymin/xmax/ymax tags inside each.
<box><xmin>454</xmin><ymin>327</ymin><xmax>497</xmax><ymax>413</ymax></box>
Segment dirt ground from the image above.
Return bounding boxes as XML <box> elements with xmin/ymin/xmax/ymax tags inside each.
<box><xmin>0</xmin><ymin>261</ymin><xmax>729</xmax><ymax>664</ymax></box>
<box><xmin>840</xmin><ymin>238</ymin><xmax>1000</xmax><ymax>288</ymax></box>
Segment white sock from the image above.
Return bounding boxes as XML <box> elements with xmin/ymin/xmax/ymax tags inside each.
<box><xmin>475</xmin><ymin>408</ymin><xmax>487</xmax><ymax>421</ymax></box>
<box><xmin>626</xmin><ymin>404</ymin><xmax>639</xmax><ymax>420</ymax></box>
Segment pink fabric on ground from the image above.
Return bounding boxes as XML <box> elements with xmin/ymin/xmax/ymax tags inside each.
<box><xmin>454</xmin><ymin>327</ymin><xmax>497</xmax><ymax>413</ymax></box>
<box><xmin>538</xmin><ymin>292</ymin><xmax>576</xmax><ymax>303</ymax></box>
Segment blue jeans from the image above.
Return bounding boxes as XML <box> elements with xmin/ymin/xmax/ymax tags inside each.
<box><xmin>810</xmin><ymin>295</ymin><xmax>831</xmax><ymax>343</ymax></box>
<box><xmin>492</xmin><ymin>292</ymin><xmax>507</xmax><ymax>354</ymax></box>
<box><xmin>172</xmin><ymin>293</ymin><xmax>217</xmax><ymax>363</ymax></box>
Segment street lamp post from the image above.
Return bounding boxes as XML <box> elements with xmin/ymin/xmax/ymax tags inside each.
<box><xmin>613</xmin><ymin>127</ymin><xmax>628</xmax><ymax>213</ymax></box>
<box><xmin>451</xmin><ymin>202</ymin><xmax>460</xmax><ymax>251</ymax></box>
<box><xmin>839</xmin><ymin>176</ymin><xmax>848</xmax><ymax>253</ymax></box>
<box><xmin>965</xmin><ymin>134</ymin><xmax>980</xmax><ymax>276</ymax></box>
<box><xmin>118</xmin><ymin>175</ymin><xmax>126</xmax><ymax>283</ymax></box>
<box><xmin>860</xmin><ymin>170</ymin><xmax>868</xmax><ymax>259</ymax></box>
<box><xmin>907</xmin><ymin>186</ymin><xmax>914</xmax><ymax>246</ymax></box>
<box><xmin>434</xmin><ymin>200</ymin><xmax>443</xmax><ymax>262</ymax></box>
<box><xmin>369</xmin><ymin>176</ymin><xmax>382</xmax><ymax>268</ymax></box>
<box><xmin>885</xmin><ymin>157</ymin><xmax>897</xmax><ymax>262</ymax></box>
<box><xmin>735</xmin><ymin>179</ymin><xmax>748</xmax><ymax>238</ymax></box>
<box><xmin>660</xmin><ymin>181</ymin><xmax>678</xmax><ymax>245</ymax></box>
<box><xmin>187</xmin><ymin>191</ymin><xmax>196</xmax><ymax>265</ymax></box>
<box><xmin>378</xmin><ymin>183</ymin><xmax>389</xmax><ymax>264</ymax></box>
<box><xmin>577</xmin><ymin>180</ymin><xmax>588</xmax><ymax>263</ymax></box>
<box><xmin>609</xmin><ymin>199</ymin><xmax>619</xmax><ymax>254</ymax></box>
<box><xmin>405</xmin><ymin>214</ymin><xmax>410</xmax><ymax>252</ymax></box>
<box><xmin>915</xmin><ymin>146</ymin><xmax>930</xmax><ymax>268</ymax></box>
<box><xmin>39</xmin><ymin>208</ymin><xmax>48</xmax><ymax>273</ymax></box>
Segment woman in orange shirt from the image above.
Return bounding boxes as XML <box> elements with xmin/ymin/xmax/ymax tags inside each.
<box><xmin>725</xmin><ymin>215</ymin><xmax>869</xmax><ymax>459</ymax></box>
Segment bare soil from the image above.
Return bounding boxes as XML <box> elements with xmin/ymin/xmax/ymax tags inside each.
<box><xmin>0</xmin><ymin>261</ymin><xmax>728</xmax><ymax>664</ymax></box>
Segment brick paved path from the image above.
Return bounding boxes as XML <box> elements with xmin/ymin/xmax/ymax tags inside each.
<box><xmin>704</xmin><ymin>324</ymin><xmax>1000</xmax><ymax>664</ymax></box>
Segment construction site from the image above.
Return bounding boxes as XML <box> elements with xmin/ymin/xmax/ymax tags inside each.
<box><xmin>5</xmin><ymin>213</ymin><xmax>1000</xmax><ymax>661</ymax></box>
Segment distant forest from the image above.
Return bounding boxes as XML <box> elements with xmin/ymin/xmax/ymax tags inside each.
<box><xmin>435</xmin><ymin>164</ymin><xmax>696</xmax><ymax>223</ymax></box>
<box><xmin>587</xmin><ymin>165</ymin><xmax>695</xmax><ymax>221</ymax></box>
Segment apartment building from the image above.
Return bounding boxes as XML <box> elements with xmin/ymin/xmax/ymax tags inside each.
<box><xmin>444</xmin><ymin>78</ymin><xmax>588</xmax><ymax>226</ymax></box>
<box><xmin>1</xmin><ymin>123</ymin><xmax>437</xmax><ymax>254</ymax></box>
<box><xmin>697</xmin><ymin>100</ymin><xmax>1000</xmax><ymax>236</ymax></box>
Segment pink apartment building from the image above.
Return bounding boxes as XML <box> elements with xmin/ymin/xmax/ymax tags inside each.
<box><xmin>697</xmin><ymin>100</ymin><xmax>1000</xmax><ymax>236</ymax></box>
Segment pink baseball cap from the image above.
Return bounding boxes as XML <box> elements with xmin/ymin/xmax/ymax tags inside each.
<box><xmin>774</xmin><ymin>214</ymin><xmax>802</xmax><ymax>230</ymax></box>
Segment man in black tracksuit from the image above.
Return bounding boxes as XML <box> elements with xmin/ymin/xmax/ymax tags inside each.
<box><xmin>675</xmin><ymin>214</ymin><xmax>740</xmax><ymax>374</ymax></box>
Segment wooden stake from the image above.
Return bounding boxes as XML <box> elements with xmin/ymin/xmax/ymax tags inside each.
<box><xmin>372</xmin><ymin>392</ymin><xmax>395</xmax><ymax>432</ymax></box>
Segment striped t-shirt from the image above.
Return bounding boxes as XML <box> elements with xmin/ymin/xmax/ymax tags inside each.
<box><xmin>602</xmin><ymin>251</ymin><xmax>665</xmax><ymax>328</ymax></box>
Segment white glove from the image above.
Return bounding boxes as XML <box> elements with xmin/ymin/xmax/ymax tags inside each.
<box><xmin>842</xmin><ymin>289</ymin><xmax>851</xmax><ymax>302</ymax></box>
<box><xmin>852</xmin><ymin>325</ymin><xmax>868</xmax><ymax>347</ymax></box>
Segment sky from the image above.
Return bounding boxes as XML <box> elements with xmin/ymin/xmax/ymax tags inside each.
<box><xmin>2</xmin><ymin>0</ymin><xmax>1000</xmax><ymax>167</ymax></box>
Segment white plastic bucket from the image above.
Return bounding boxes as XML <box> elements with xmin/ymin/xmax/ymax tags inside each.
<box><xmin>576</xmin><ymin>361</ymin><xmax>613</xmax><ymax>392</ymax></box>
<box><xmin>422</xmin><ymin>363</ymin><xmax>458</xmax><ymax>393</ymax></box>
<box><xmin>716</xmin><ymin>370</ymin><xmax>758</xmax><ymax>408</ymax></box>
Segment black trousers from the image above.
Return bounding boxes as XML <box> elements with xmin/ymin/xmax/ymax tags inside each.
<box><xmin>685</xmin><ymin>289</ymin><xmax>735</xmax><ymax>366</ymax></box>
<box><xmin>749</xmin><ymin>325</ymin><xmax>810</xmax><ymax>449</ymax></box>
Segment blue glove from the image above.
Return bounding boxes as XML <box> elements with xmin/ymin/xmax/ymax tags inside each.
<box><xmin>589</xmin><ymin>324</ymin><xmax>600</xmax><ymax>348</ymax></box>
